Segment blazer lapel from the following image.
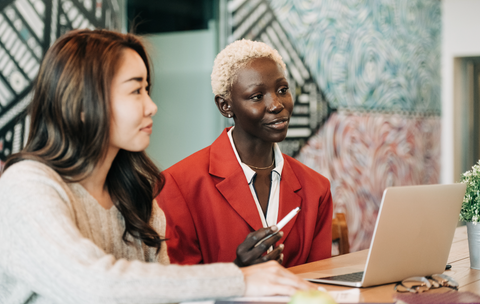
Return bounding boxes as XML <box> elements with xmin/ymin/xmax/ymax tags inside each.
<box><xmin>209</xmin><ymin>129</ymin><xmax>264</xmax><ymax>231</ymax></box>
<box><xmin>277</xmin><ymin>158</ymin><xmax>303</xmax><ymax>243</ymax></box>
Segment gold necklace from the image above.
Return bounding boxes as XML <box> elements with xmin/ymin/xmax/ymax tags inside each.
<box><xmin>245</xmin><ymin>158</ymin><xmax>275</xmax><ymax>170</ymax></box>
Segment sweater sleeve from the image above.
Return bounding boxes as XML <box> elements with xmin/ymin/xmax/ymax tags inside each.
<box><xmin>0</xmin><ymin>161</ymin><xmax>245</xmax><ymax>304</ymax></box>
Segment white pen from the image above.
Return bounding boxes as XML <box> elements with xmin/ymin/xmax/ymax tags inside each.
<box><xmin>254</xmin><ymin>207</ymin><xmax>301</xmax><ymax>247</ymax></box>
<box><xmin>276</xmin><ymin>206</ymin><xmax>301</xmax><ymax>230</ymax></box>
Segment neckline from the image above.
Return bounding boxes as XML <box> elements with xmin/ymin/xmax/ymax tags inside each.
<box><xmin>71</xmin><ymin>183</ymin><xmax>117</xmax><ymax>212</ymax></box>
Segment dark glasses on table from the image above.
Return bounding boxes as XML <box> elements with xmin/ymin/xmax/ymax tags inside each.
<box><xmin>394</xmin><ymin>274</ymin><xmax>459</xmax><ymax>293</ymax></box>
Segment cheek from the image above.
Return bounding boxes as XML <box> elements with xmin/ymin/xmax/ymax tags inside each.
<box><xmin>112</xmin><ymin>102</ymin><xmax>142</xmax><ymax>126</ymax></box>
<box><xmin>113</xmin><ymin>103</ymin><xmax>130</xmax><ymax>120</ymax></box>
<box><xmin>110</xmin><ymin>109</ymin><xmax>123</xmax><ymax>134</ymax></box>
<box><xmin>110</xmin><ymin>108</ymin><xmax>135</xmax><ymax>140</ymax></box>
<box><xmin>284</xmin><ymin>96</ymin><xmax>294</xmax><ymax>114</ymax></box>
<box><xmin>109</xmin><ymin>116</ymin><xmax>122</xmax><ymax>141</ymax></box>
<box><xmin>242</xmin><ymin>103</ymin><xmax>265</xmax><ymax>119</ymax></box>
<box><xmin>249</xmin><ymin>107</ymin><xmax>263</xmax><ymax>118</ymax></box>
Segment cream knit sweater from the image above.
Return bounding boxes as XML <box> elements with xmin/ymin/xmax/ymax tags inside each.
<box><xmin>0</xmin><ymin>161</ymin><xmax>244</xmax><ymax>304</ymax></box>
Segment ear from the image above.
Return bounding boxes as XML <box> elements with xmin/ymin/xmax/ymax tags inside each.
<box><xmin>215</xmin><ymin>95</ymin><xmax>233</xmax><ymax>118</ymax></box>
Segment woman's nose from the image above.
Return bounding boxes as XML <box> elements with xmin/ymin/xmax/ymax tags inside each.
<box><xmin>267</xmin><ymin>94</ymin><xmax>284</xmax><ymax>113</ymax></box>
<box><xmin>145</xmin><ymin>95</ymin><xmax>158</xmax><ymax>117</ymax></box>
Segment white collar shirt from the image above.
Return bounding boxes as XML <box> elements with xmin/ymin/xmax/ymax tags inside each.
<box><xmin>227</xmin><ymin>127</ymin><xmax>284</xmax><ymax>228</ymax></box>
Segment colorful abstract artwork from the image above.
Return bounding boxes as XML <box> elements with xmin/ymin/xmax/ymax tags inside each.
<box><xmin>268</xmin><ymin>0</ymin><xmax>441</xmax><ymax>114</ymax></box>
<box><xmin>0</xmin><ymin>0</ymin><xmax>122</xmax><ymax>168</ymax></box>
<box><xmin>297</xmin><ymin>112</ymin><xmax>441</xmax><ymax>250</ymax></box>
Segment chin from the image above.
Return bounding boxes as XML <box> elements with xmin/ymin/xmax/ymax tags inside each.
<box><xmin>269</xmin><ymin>133</ymin><xmax>288</xmax><ymax>143</ymax></box>
<box><xmin>123</xmin><ymin>148</ymin><xmax>147</xmax><ymax>153</ymax></box>
<box><xmin>124</xmin><ymin>142</ymin><xmax>150</xmax><ymax>153</ymax></box>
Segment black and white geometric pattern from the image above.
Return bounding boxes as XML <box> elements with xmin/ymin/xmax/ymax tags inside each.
<box><xmin>0</xmin><ymin>0</ymin><xmax>121</xmax><ymax>162</ymax></box>
<box><xmin>224</xmin><ymin>0</ymin><xmax>333</xmax><ymax>156</ymax></box>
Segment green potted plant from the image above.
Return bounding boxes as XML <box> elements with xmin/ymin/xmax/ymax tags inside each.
<box><xmin>460</xmin><ymin>160</ymin><xmax>480</xmax><ymax>270</ymax></box>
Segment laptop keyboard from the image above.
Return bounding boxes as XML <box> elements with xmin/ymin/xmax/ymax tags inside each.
<box><xmin>316</xmin><ymin>271</ymin><xmax>364</xmax><ymax>282</ymax></box>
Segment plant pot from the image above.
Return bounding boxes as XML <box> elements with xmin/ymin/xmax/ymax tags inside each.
<box><xmin>466</xmin><ymin>222</ymin><xmax>480</xmax><ymax>270</ymax></box>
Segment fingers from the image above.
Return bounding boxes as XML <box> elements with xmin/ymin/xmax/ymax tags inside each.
<box><xmin>242</xmin><ymin>226</ymin><xmax>279</xmax><ymax>248</ymax></box>
<box><xmin>235</xmin><ymin>242</ymin><xmax>284</xmax><ymax>267</ymax></box>
<box><xmin>276</xmin><ymin>253</ymin><xmax>284</xmax><ymax>265</ymax></box>
<box><xmin>256</xmin><ymin>230</ymin><xmax>283</xmax><ymax>249</ymax></box>
<box><xmin>260</xmin><ymin>244</ymin><xmax>283</xmax><ymax>264</ymax></box>
<box><xmin>243</xmin><ymin>232</ymin><xmax>284</xmax><ymax>265</ymax></box>
<box><xmin>234</xmin><ymin>227</ymin><xmax>285</xmax><ymax>267</ymax></box>
<box><xmin>271</xmin><ymin>263</ymin><xmax>315</xmax><ymax>290</ymax></box>
<box><xmin>241</xmin><ymin>261</ymin><xmax>316</xmax><ymax>297</ymax></box>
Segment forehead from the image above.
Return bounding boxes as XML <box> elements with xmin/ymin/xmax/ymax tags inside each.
<box><xmin>114</xmin><ymin>48</ymin><xmax>147</xmax><ymax>81</ymax></box>
<box><xmin>233</xmin><ymin>57</ymin><xmax>285</xmax><ymax>86</ymax></box>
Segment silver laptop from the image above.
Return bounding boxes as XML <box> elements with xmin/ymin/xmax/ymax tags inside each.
<box><xmin>308</xmin><ymin>184</ymin><xmax>466</xmax><ymax>287</ymax></box>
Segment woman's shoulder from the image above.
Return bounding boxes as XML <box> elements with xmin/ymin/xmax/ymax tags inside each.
<box><xmin>164</xmin><ymin>145</ymin><xmax>212</xmax><ymax>176</ymax></box>
<box><xmin>0</xmin><ymin>160</ymin><xmax>73</xmax><ymax>215</ymax></box>
<box><xmin>0</xmin><ymin>160</ymin><xmax>62</xmax><ymax>184</ymax></box>
<box><xmin>0</xmin><ymin>160</ymin><xmax>71</xmax><ymax>204</ymax></box>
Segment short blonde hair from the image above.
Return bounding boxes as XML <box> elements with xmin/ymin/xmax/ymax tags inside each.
<box><xmin>211</xmin><ymin>39</ymin><xmax>286</xmax><ymax>99</ymax></box>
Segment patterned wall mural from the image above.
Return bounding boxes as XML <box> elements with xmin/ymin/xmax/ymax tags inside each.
<box><xmin>0</xmin><ymin>0</ymin><xmax>122</xmax><ymax>171</ymax></box>
<box><xmin>226</xmin><ymin>0</ymin><xmax>441</xmax><ymax>251</ymax></box>
<box><xmin>268</xmin><ymin>0</ymin><xmax>441</xmax><ymax>114</ymax></box>
<box><xmin>297</xmin><ymin>112</ymin><xmax>441</xmax><ymax>250</ymax></box>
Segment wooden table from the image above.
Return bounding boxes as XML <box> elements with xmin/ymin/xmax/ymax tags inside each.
<box><xmin>288</xmin><ymin>226</ymin><xmax>480</xmax><ymax>303</ymax></box>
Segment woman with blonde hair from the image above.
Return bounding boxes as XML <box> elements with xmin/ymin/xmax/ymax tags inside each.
<box><xmin>158</xmin><ymin>39</ymin><xmax>333</xmax><ymax>268</ymax></box>
<box><xmin>0</xmin><ymin>30</ymin><xmax>313</xmax><ymax>303</ymax></box>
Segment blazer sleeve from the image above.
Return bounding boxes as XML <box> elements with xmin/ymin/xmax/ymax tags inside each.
<box><xmin>156</xmin><ymin>171</ymin><xmax>203</xmax><ymax>265</ymax></box>
<box><xmin>306</xmin><ymin>180</ymin><xmax>333</xmax><ymax>262</ymax></box>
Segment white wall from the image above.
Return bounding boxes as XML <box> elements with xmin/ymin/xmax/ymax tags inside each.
<box><xmin>442</xmin><ymin>0</ymin><xmax>480</xmax><ymax>183</ymax></box>
<box><xmin>144</xmin><ymin>28</ymin><xmax>223</xmax><ymax>169</ymax></box>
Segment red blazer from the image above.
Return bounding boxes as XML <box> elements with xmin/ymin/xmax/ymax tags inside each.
<box><xmin>157</xmin><ymin>128</ymin><xmax>333</xmax><ymax>267</ymax></box>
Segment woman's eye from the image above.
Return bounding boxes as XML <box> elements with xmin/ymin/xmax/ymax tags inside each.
<box><xmin>251</xmin><ymin>94</ymin><xmax>263</xmax><ymax>100</ymax></box>
<box><xmin>132</xmin><ymin>88</ymin><xmax>141</xmax><ymax>94</ymax></box>
<box><xmin>279</xmin><ymin>87</ymin><xmax>289</xmax><ymax>94</ymax></box>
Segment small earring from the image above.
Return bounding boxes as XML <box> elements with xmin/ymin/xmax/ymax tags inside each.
<box><xmin>227</xmin><ymin>114</ymin><xmax>231</xmax><ymax>118</ymax></box>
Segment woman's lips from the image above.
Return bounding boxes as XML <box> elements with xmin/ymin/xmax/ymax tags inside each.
<box><xmin>141</xmin><ymin>124</ymin><xmax>153</xmax><ymax>134</ymax></box>
<box><xmin>265</xmin><ymin>119</ymin><xmax>289</xmax><ymax>130</ymax></box>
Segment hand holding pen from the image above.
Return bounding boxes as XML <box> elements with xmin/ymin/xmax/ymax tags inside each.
<box><xmin>233</xmin><ymin>207</ymin><xmax>301</xmax><ymax>267</ymax></box>
<box><xmin>234</xmin><ymin>226</ymin><xmax>284</xmax><ymax>267</ymax></box>
<box><xmin>254</xmin><ymin>207</ymin><xmax>301</xmax><ymax>247</ymax></box>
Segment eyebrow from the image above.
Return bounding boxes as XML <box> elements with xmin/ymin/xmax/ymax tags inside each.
<box><xmin>245</xmin><ymin>77</ymin><xmax>287</xmax><ymax>88</ymax></box>
<box><xmin>246</xmin><ymin>82</ymin><xmax>264</xmax><ymax>88</ymax></box>
<box><xmin>122</xmin><ymin>77</ymin><xmax>144</xmax><ymax>84</ymax></box>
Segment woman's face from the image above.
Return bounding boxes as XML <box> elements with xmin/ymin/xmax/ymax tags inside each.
<box><xmin>109</xmin><ymin>48</ymin><xmax>157</xmax><ymax>153</ymax></box>
<box><xmin>229</xmin><ymin>57</ymin><xmax>293</xmax><ymax>143</ymax></box>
